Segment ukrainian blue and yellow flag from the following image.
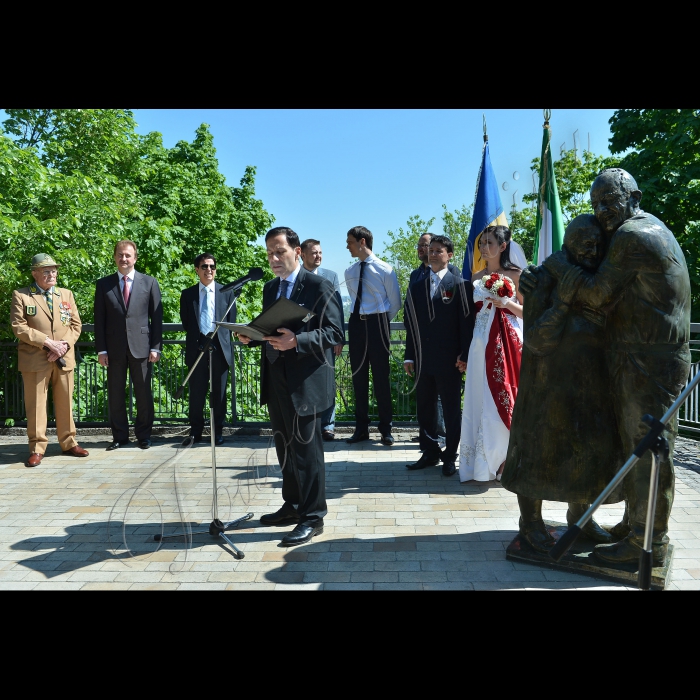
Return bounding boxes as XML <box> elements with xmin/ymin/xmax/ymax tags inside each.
<box><xmin>462</xmin><ymin>135</ymin><xmax>508</xmax><ymax>282</ymax></box>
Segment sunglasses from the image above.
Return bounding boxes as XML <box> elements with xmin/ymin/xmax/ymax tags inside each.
<box><xmin>199</xmin><ymin>264</ymin><xmax>216</xmax><ymax>270</ymax></box>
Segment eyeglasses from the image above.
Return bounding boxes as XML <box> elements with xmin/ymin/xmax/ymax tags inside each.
<box><xmin>40</xmin><ymin>269</ymin><xmax>58</xmax><ymax>276</ymax></box>
<box><xmin>416</xmin><ymin>244</ymin><xmax>429</xmax><ymax>249</ymax></box>
<box><xmin>199</xmin><ymin>264</ymin><xmax>216</xmax><ymax>270</ymax></box>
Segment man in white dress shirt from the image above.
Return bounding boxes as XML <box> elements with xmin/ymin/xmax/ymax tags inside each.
<box><xmin>344</xmin><ymin>226</ymin><xmax>401</xmax><ymax>446</ymax></box>
<box><xmin>179</xmin><ymin>253</ymin><xmax>236</xmax><ymax>446</ymax></box>
<box><xmin>300</xmin><ymin>238</ymin><xmax>344</xmax><ymax>441</ymax></box>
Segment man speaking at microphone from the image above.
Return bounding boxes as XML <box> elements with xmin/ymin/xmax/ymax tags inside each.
<box><xmin>179</xmin><ymin>253</ymin><xmax>236</xmax><ymax>446</ymax></box>
<box><xmin>236</xmin><ymin>227</ymin><xmax>344</xmax><ymax>546</ymax></box>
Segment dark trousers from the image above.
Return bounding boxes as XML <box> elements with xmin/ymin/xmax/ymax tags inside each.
<box><xmin>107</xmin><ymin>348</ymin><xmax>154</xmax><ymax>443</ymax></box>
<box><xmin>266</xmin><ymin>356</ymin><xmax>327</xmax><ymax>523</ymax></box>
<box><xmin>187</xmin><ymin>340</ymin><xmax>229</xmax><ymax>437</ymax></box>
<box><xmin>609</xmin><ymin>346</ymin><xmax>691</xmax><ymax>547</ymax></box>
<box><xmin>348</xmin><ymin>312</ymin><xmax>393</xmax><ymax>435</ymax></box>
<box><xmin>416</xmin><ymin>370</ymin><xmax>462</xmax><ymax>463</ymax></box>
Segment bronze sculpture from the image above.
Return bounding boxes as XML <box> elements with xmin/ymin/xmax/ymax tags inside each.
<box><xmin>503</xmin><ymin>214</ymin><xmax>625</xmax><ymax>553</ymax></box>
<box><xmin>518</xmin><ymin>168</ymin><xmax>691</xmax><ymax>567</ymax></box>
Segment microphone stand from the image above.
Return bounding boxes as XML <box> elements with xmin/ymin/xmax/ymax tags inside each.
<box><xmin>550</xmin><ymin>369</ymin><xmax>700</xmax><ymax>589</ymax></box>
<box><xmin>154</xmin><ymin>286</ymin><xmax>253</xmax><ymax>559</ymax></box>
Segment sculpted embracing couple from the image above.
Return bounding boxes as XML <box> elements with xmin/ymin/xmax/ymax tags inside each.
<box><xmin>502</xmin><ymin>168</ymin><xmax>691</xmax><ymax>568</ymax></box>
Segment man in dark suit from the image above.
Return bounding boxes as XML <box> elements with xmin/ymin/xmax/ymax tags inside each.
<box><xmin>408</xmin><ymin>232</ymin><xmax>460</xmax><ymax>443</ymax></box>
<box><xmin>300</xmin><ymin>238</ymin><xmax>344</xmax><ymax>441</ymax></box>
<box><xmin>236</xmin><ymin>227</ymin><xmax>343</xmax><ymax>546</ymax></box>
<box><xmin>94</xmin><ymin>240</ymin><xmax>163</xmax><ymax>450</ymax></box>
<box><xmin>404</xmin><ymin>235</ymin><xmax>475</xmax><ymax>475</ymax></box>
<box><xmin>179</xmin><ymin>252</ymin><xmax>236</xmax><ymax>446</ymax></box>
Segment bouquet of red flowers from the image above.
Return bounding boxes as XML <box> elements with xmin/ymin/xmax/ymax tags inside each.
<box><xmin>478</xmin><ymin>272</ymin><xmax>515</xmax><ymax>300</ymax></box>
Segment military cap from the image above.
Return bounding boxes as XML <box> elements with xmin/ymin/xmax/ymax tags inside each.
<box><xmin>30</xmin><ymin>253</ymin><xmax>61</xmax><ymax>270</ymax></box>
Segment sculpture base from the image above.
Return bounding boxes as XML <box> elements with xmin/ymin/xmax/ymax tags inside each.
<box><xmin>505</xmin><ymin>521</ymin><xmax>673</xmax><ymax>590</ymax></box>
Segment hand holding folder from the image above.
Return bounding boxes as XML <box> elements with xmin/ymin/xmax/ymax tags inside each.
<box><xmin>217</xmin><ymin>296</ymin><xmax>316</xmax><ymax>343</ymax></box>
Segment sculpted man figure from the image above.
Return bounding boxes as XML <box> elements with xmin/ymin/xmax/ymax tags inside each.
<box><xmin>502</xmin><ymin>215</ymin><xmax>624</xmax><ymax>552</ymax></box>
<box><xmin>520</xmin><ymin>168</ymin><xmax>691</xmax><ymax>566</ymax></box>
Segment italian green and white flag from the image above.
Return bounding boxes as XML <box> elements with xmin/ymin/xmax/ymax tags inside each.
<box><xmin>532</xmin><ymin>120</ymin><xmax>564</xmax><ymax>264</ymax></box>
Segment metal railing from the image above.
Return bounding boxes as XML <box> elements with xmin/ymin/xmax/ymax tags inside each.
<box><xmin>0</xmin><ymin>323</ymin><xmax>417</xmax><ymax>426</ymax></box>
<box><xmin>2</xmin><ymin>322</ymin><xmax>699</xmax><ymax>434</ymax></box>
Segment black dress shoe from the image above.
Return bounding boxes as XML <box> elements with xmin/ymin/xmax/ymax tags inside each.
<box><xmin>406</xmin><ymin>452</ymin><xmax>442</xmax><ymax>470</ymax></box>
<box><xmin>346</xmin><ymin>431</ymin><xmax>370</xmax><ymax>444</ymax></box>
<box><xmin>139</xmin><ymin>439</ymin><xmax>152</xmax><ymax>449</ymax></box>
<box><xmin>106</xmin><ymin>440</ymin><xmax>130</xmax><ymax>451</ymax></box>
<box><xmin>380</xmin><ymin>434</ymin><xmax>394</xmax><ymax>446</ymax></box>
<box><xmin>322</xmin><ymin>430</ymin><xmax>335</xmax><ymax>442</ymax></box>
<box><xmin>280</xmin><ymin>520</ymin><xmax>324</xmax><ymax>547</ymax></box>
<box><xmin>215</xmin><ymin>436</ymin><xmax>225</xmax><ymax>446</ymax></box>
<box><xmin>181</xmin><ymin>435</ymin><xmax>202</xmax><ymax>447</ymax></box>
<box><xmin>442</xmin><ymin>461</ymin><xmax>456</xmax><ymax>476</ymax></box>
<box><xmin>410</xmin><ymin>435</ymin><xmax>420</xmax><ymax>442</ymax></box>
<box><xmin>260</xmin><ymin>505</ymin><xmax>300</xmax><ymax>526</ymax></box>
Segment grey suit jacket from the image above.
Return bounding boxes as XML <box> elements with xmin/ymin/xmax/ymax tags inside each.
<box><xmin>94</xmin><ymin>271</ymin><xmax>163</xmax><ymax>358</ymax></box>
<box><xmin>315</xmin><ymin>267</ymin><xmax>345</xmax><ymax>338</ymax></box>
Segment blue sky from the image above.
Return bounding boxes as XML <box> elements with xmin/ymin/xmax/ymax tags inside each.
<box><xmin>1</xmin><ymin>108</ymin><xmax>617</xmax><ymax>282</ymax></box>
<box><xmin>132</xmin><ymin>109</ymin><xmax>616</xmax><ymax>279</ymax></box>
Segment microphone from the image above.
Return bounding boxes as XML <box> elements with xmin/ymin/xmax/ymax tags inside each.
<box><xmin>219</xmin><ymin>267</ymin><xmax>264</xmax><ymax>293</ymax></box>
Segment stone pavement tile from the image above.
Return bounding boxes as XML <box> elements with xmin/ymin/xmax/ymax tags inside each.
<box><xmin>685</xmin><ymin>568</ymin><xmax>700</xmax><ymax>578</ymax></box>
<box><xmin>208</xmin><ymin>572</ymin><xmax>256</xmax><ymax>583</ymax></box>
<box><xmin>423</xmin><ymin>581</ymin><xmax>475</xmax><ymax>590</ymax></box>
<box><xmin>258</xmin><ymin>571</ymin><xmax>304</xmax><ymax>584</ymax></box>
<box><xmin>225</xmin><ymin>582</ymin><xmax>276</xmax><ymax>590</ymax></box>
<box><xmin>80</xmin><ymin>582</ymin><xmax>132</xmax><ymax>590</ymax></box>
<box><xmin>0</xmin><ymin>581</ymin><xmax>38</xmax><ymax>589</ymax></box>
<box><xmin>323</xmin><ymin>582</ymin><xmax>373</xmax><ymax>590</ymax></box>
<box><xmin>128</xmin><ymin>583</ymin><xmax>181</xmax><ymax>590</ymax></box>
<box><xmin>114</xmin><ymin>572</ymin><xmax>166</xmax><ymax>583</ymax></box>
<box><xmin>663</xmin><ymin>580</ymin><xmax>700</xmax><ymax>590</ymax></box>
<box><xmin>178</xmin><ymin>582</ymin><xmax>229</xmax><ymax>590</ymax></box>
<box><xmin>373</xmin><ymin>582</ymin><xmax>423</xmax><ymax>590</ymax></box>
<box><xmin>303</xmin><ymin>572</ymin><xmax>351</xmax><ymax>583</ymax></box>
<box><xmin>33</xmin><ymin>581</ymin><xmax>86</xmax><ymax>590</ymax></box>
<box><xmin>350</xmin><ymin>572</ymin><xmax>399</xmax><ymax>583</ymax></box>
<box><xmin>399</xmin><ymin>571</ymin><xmax>448</xmax><ymax>583</ymax></box>
<box><xmin>274</xmin><ymin>583</ymin><xmax>323</xmax><ymax>590</ymax></box>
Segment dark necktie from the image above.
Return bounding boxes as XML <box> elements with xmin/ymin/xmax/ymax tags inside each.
<box><xmin>353</xmin><ymin>261</ymin><xmax>366</xmax><ymax>315</ymax></box>
<box><xmin>44</xmin><ymin>289</ymin><xmax>53</xmax><ymax>316</ymax></box>
<box><xmin>122</xmin><ymin>275</ymin><xmax>130</xmax><ymax>307</ymax></box>
<box><xmin>266</xmin><ymin>279</ymin><xmax>291</xmax><ymax>363</ymax></box>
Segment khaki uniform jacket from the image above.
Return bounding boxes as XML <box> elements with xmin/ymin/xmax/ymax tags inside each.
<box><xmin>10</xmin><ymin>284</ymin><xmax>82</xmax><ymax>372</ymax></box>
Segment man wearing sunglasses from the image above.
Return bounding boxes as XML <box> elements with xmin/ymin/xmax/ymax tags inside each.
<box><xmin>11</xmin><ymin>253</ymin><xmax>89</xmax><ymax>467</ymax></box>
<box><xmin>179</xmin><ymin>253</ymin><xmax>236</xmax><ymax>446</ymax></box>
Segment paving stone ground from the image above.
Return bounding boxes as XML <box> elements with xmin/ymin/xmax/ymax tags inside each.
<box><xmin>0</xmin><ymin>430</ymin><xmax>698</xmax><ymax>591</ymax></box>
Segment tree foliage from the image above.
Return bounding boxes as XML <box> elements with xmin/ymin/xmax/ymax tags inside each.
<box><xmin>608</xmin><ymin>108</ymin><xmax>700</xmax><ymax>321</ymax></box>
<box><xmin>0</xmin><ymin>109</ymin><xmax>274</xmax><ymax>338</ymax></box>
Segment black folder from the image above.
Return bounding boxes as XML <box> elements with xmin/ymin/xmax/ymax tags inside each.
<box><xmin>216</xmin><ymin>296</ymin><xmax>316</xmax><ymax>342</ymax></box>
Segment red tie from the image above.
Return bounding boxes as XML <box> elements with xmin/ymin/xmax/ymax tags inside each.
<box><xmin>122</xmin><ymin>275</ymin><xmax>130</xmax><ymax>307</ymax></box>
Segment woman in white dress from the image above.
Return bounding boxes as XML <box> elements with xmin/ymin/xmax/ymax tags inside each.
<box><xmin>459</xmin><ymin>226</ymin><xmax>524</xmax><ymax>483</ymax></box>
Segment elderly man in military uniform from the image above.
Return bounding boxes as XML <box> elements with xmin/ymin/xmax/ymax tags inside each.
<box><xmin>10</xmin><ymin>253</ymin><xmax>89</xmax><ymax>467</ymax></box>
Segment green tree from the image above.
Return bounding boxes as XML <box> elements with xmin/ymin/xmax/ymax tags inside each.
<box><xmin>515</xmin><ymin>146</ymin><xmax>621</xmax><ymax>264</ymax></box>
<box><xmin>0</xmin><ymin>110</ymin><xmax>274</xmax><ymax>336</ymax></box>
<box><xmin>608</xmin><ymin>108</ymin><xmax>700</xmax><ymax>321</ymax></box>
<box><xmin>383</xmin><ymin>214</ymin><xmax>436</xmax><ymax>298</ymax></box>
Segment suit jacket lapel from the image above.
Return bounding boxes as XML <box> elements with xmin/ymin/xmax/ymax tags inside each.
<box><xmin>109</xmin><ymin>273</ymin><xmax>127</xmax><ymax>313</ymax></box>
<box><xmin>290</xmin><ymin>267</ymin><xmax>305</xmax><ymax>302</ymax></box>
<box><xmin>31</xmin><ymin>286</ymin><xmax>53</xmax><ymax>323</ymax></box>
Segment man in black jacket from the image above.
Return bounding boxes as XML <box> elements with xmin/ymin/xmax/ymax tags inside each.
<box><xmin>404</xmin><ymin>235</ymin><xmax>475</xmax><ymax>475</ymax></box>
<box><xmin>94</xmin><ymin>240</ymin><xmax>163</xmax><ymax>450</ymax></box>
<box><xmin>237</xmin><ymin>227</ymin><xmax>344</xmax><ymax>546</ymax></box>
<box><xmin>179</xmin><ymin>253</ymin><xmax>236</xmax><ymax>446</ymax></box>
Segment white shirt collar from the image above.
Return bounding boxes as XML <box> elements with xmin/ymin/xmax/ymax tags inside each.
<box><xmin>120</xmin><ymin>270</ymin><xmax>136</xmax><ymax>281</ymax></box>
<box><xmin>431</xmin><ymin>267</ymin><xmax>449</xmax><ymax>280</ymax></box>
<box><xmin>199</xmin><ymin>280</ymin><xmax>216</xmax><ymax>292</ymax></box>
<box><xmin>281</xmin><ymin>263</ymin><xmax>301</xmax><ymax>286</ymax></box>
